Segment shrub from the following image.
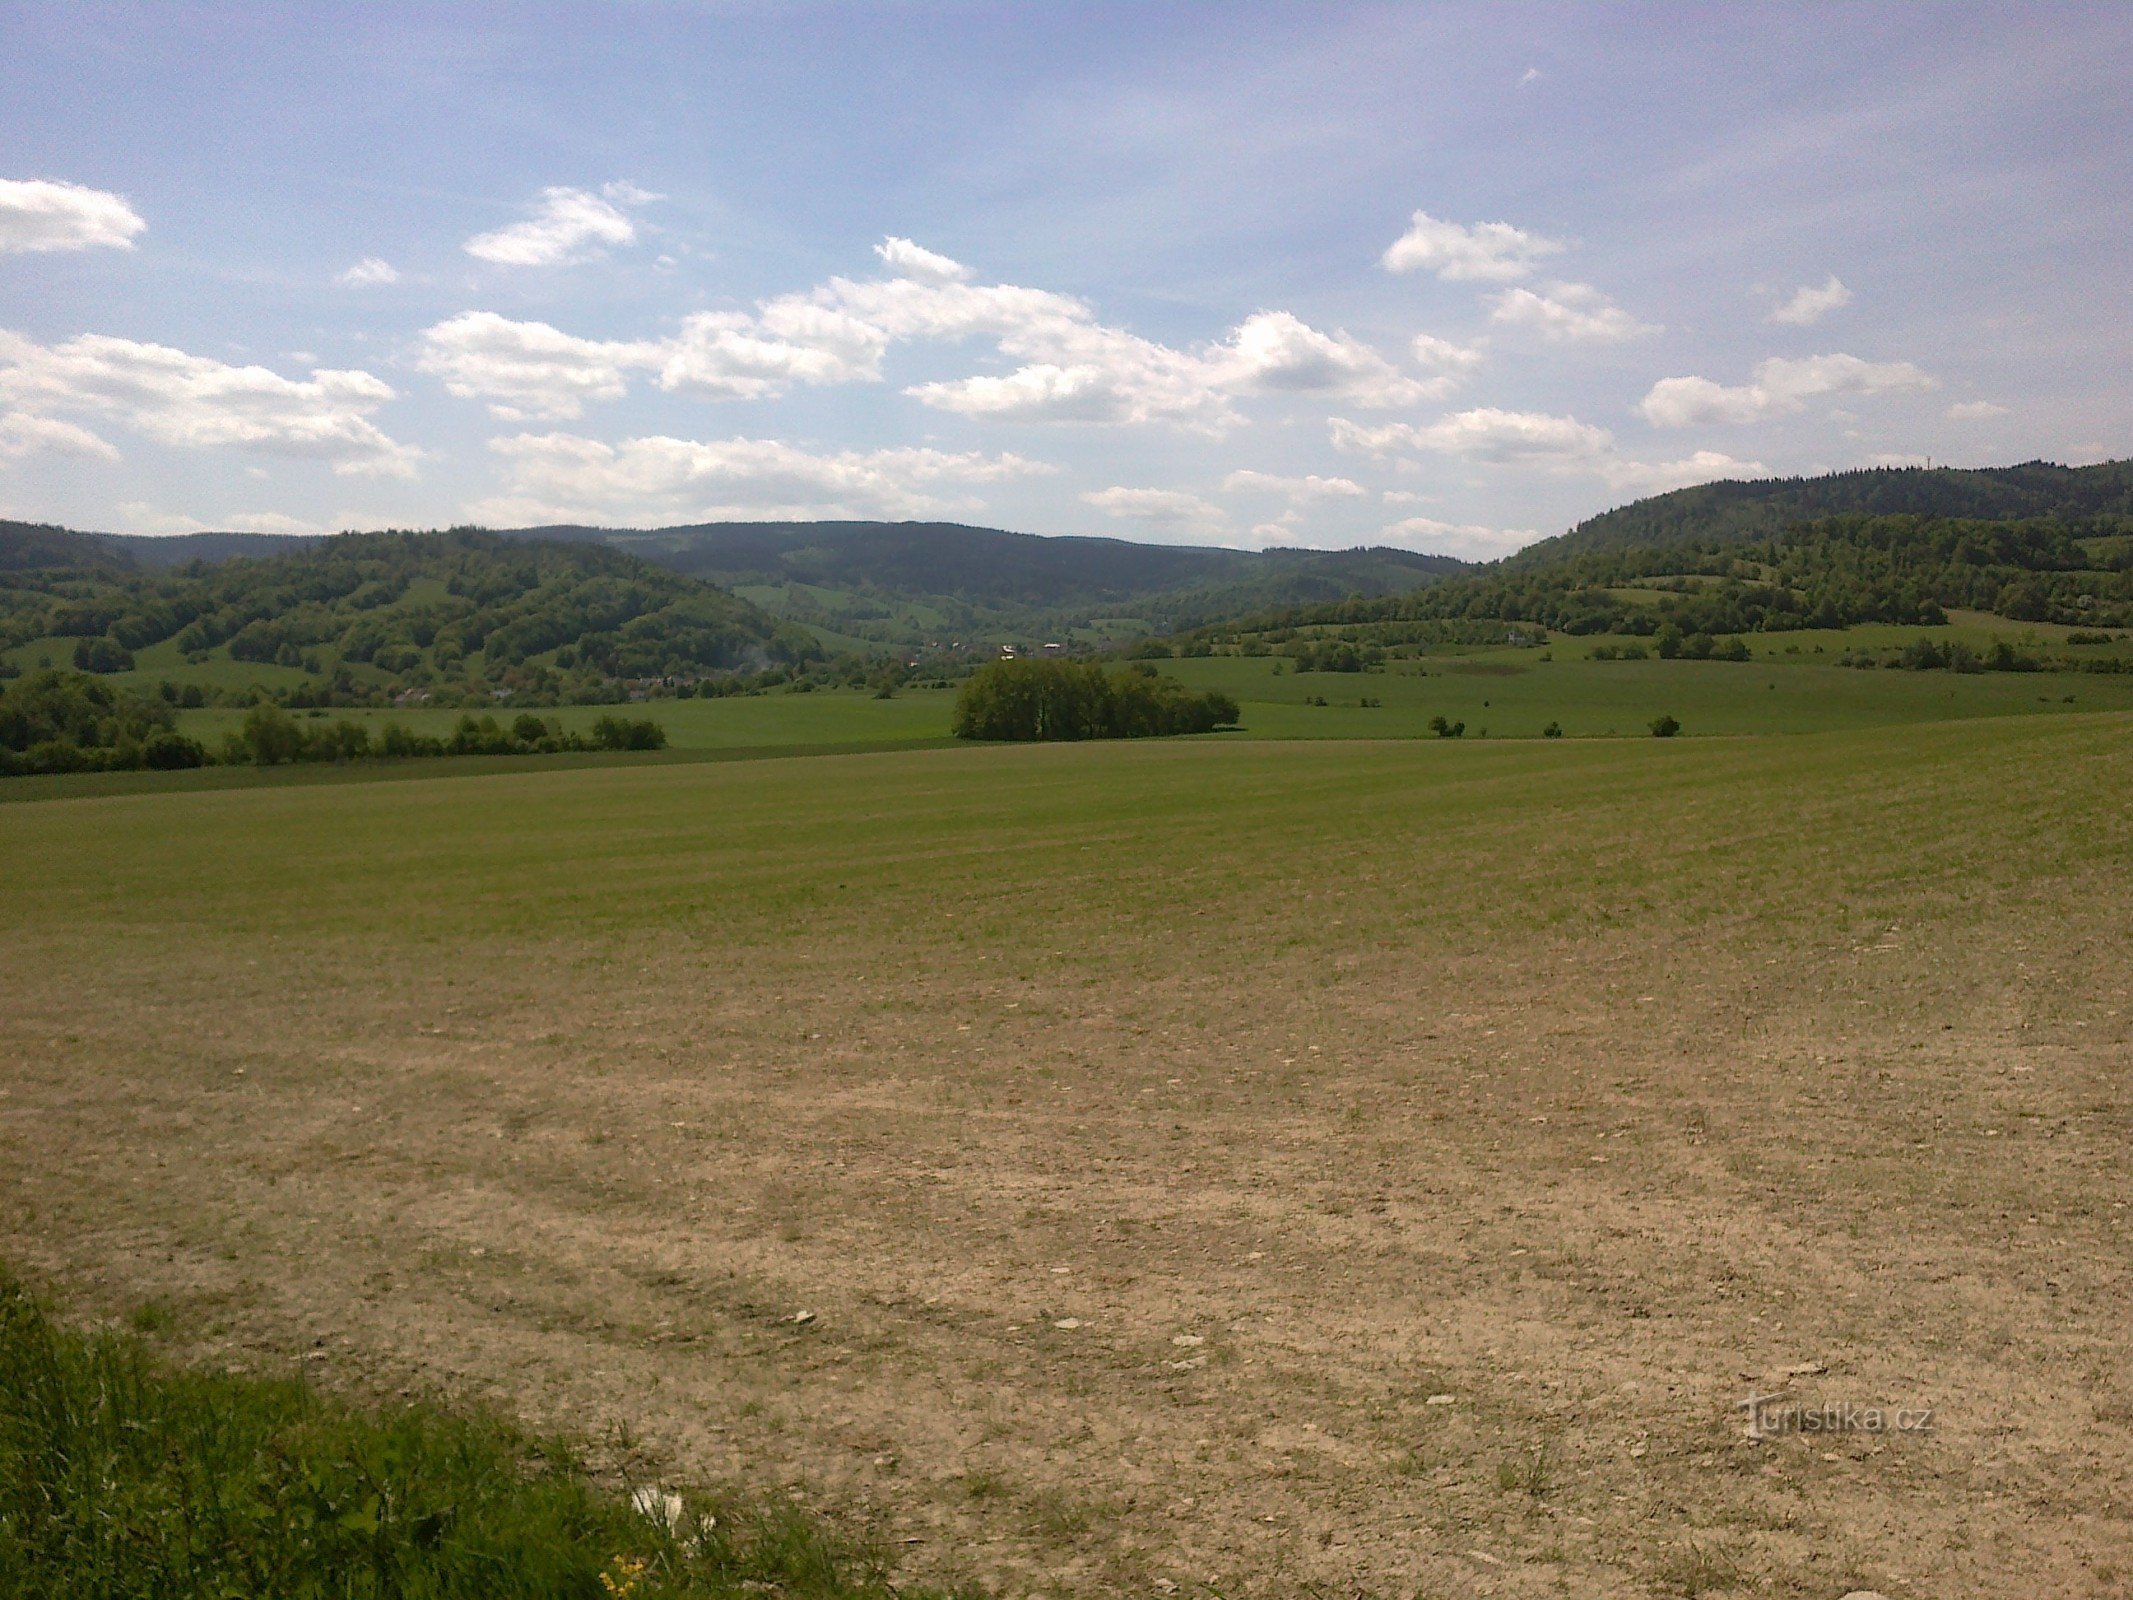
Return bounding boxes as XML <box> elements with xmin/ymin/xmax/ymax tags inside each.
<box><xmin>951</xmin><ymin>660</ymin><xmax>1237</xmax><ymax>741</ymax></box>
<box><xmin>1542</xmin><ymin>721</ymin><xmax>1563</xmax><ymax>738</ymax></box>
<box><xmin>591</xmin><ymin>714</ymin><xmax>668</xmax><ymax>751</ymax></box>
<box><xmin>71</xmin><ymin>636</ymin><xmax>135</xmax><ymax>674</ymax></box>
<box><xmin>1650</xmin><ymin>714</ymin><xmax>1681</xmax><ymax>738</ymax></box>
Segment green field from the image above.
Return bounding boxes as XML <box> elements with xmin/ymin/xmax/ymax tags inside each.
<box><xmin>4</xmin><ymin>714</ymin><xmax>2131</xmax><ymax>1596</ymax></box>
<box><xmin>116</xmin><ymin>634</ymin><xmax>2133</xmax><ymax>763</ymax></box>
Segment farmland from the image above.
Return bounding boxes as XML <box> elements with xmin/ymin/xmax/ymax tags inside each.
<box><xmin>4</xmin><ymin>713</ymin><xmax>2130</xmax><ymax>1597</ymax></box>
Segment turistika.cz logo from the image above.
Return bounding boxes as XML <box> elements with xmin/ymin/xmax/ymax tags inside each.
<box><xmin>1735</xmin><ymin>1392</ymin><xmax>1935</xmax><ymax>1441</ymax></box>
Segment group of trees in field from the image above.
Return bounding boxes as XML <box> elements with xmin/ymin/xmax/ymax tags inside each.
<box><xmin>0</xmin><ymin>668</ymin><xmax>668</xmax><ymax>777</ymax></box>
<box><xmin>952</xmin><ymin>659</ymin><xmax>1239</xmax><ymax>741</ymax></box>
<box><xmin>0</xmin><ymin>671</ymin><xmax>208</xmax><ymax>775</ymax></box>
<box><xmin>225</xmin><ymin>705</ymin><xmax>666</xmax><ymax>767</ymax></box>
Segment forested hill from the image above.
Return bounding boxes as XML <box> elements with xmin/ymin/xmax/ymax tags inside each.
<box><xmin>1518</xmin><ymin>459</ymin><xmax>2133</xmax><ymax>566</ymax></box>
<box><xmin>32</xmin><ymin>517</ymin><xmax>1471</xmax><ymax>648</ymax></box>
<box><xmin>0</xmin><ymin>527</ymin><xmax>815</xmax><ymax>696</ymax></box>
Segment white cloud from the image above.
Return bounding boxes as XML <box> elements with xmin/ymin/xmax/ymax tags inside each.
<box><xmin>0</xmin><ymin>410</ymin><xmax>120</xmax><ymax>461</ymax></box>
<box><xmin>1082</xmin><ymin>485</ymin><xmax>1230</xmax><ymax>541</ymax></box>
<box><xmin>1639</xmin><ymin>353</ymin><xmax>1935</xmax><ymax>427</ymax></box>
<box><xmin>1946</xmin><ymin>399</ymin><xmax>2009</xmax><ymax>421</ymax></box>
<box><xmin>474</xmin><ymin>431</ymin><xmax>1052</xmax><ymax>525</ymax></box>
<box><xmin>1332</xmin><ymin>407</ymin><xmax>1614</xmax><ymax>466</ymax></box>
<box><xmin>1378</xmin><ymin>515</ymin><xmax>1537</xmax><ymax>559</ymax></box>
<box><xmin>1866</xmin><ymin>452</ymin><xmax>1931</xmax><ymax>468</ymax></box>
<box><xmin>0</xmin><ymin>178</ymin><xmax>145</xmax><ymax>254</ymax></box>
<box><xmin>338</xmin><ymin>257</ymin><xmax>400</xmax><ymax>287</ymax></box>
<box><xmin>1205</xmin><ymin>311</ymin><xmax>1430</xmax><ymax>405</ymax></box>
<box><xmin>427</xmin><ymin>240</ymin><xmax>1425</xmax><ymax>431</ymax></box>
<box><xmin>416</xmin><ymin>312</ymin><xmax>663</xmax><ymax>420</ymax></box>
<box><xmin>1221</xmin><ymin>469</ymin><xmax>1367</xmax><ymax>499</ymax></box>
<box><xmin>1381</xmin><ymin>210</ymin><xmax>1563</xmax><ymax>281</ymax></box>
<box><xmin>875</xmin><ymin>236</ymin><xmax>970</xmax><ymax>284</ymax></box>
<box><xmin>660</xmin><ymin>303</ymin><xmax>888</xmax><ymax>399</ymax></box>
<box><xmin>463</xmin><ymin>182</ymin><xmax>655</xmax><ymax>267</ymax></box>
<box><xmin>1769</xmin><ymin>275</ymin><xmax>1853</xmax><ymax>326</ymax></box>
<box><xmin>1334</xmin><ymin>409</ymin><xmax>1761</xmax><ymax>498</ymax></box>
<box><xmin>1600</xmin><ymin>450</ymin><xmax>1768</xmax><ymax>495</ymax></box>
<box><xmin>1489</xmin><ymin>281</ymin><xmax>1657</xmax><ymax>343</ymax></box>
<box><xmin>1518</xmin><ymin>67</ymin><xmax>1542</xmax><ymax>86</ymax></box>
<box><xmin>0</xmin><ymin>330</ymin><xmax>415</xmax><ymax>475</ymax></box>
<box><xmin>1410</xmin><ymin>333</ymin><xmax>1486</xmax><ymax>377</ymax></box>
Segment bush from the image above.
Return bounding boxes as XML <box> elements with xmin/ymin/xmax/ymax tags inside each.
<box><xmin>951</xmin><ymin>660</ymin><xmax>1238</xmax><ymax>741</ymax></box>
<box><xmin>1542</xmin><ymin>721</ymin><xmax>1563</xmax><ymax>738</ymax></box>
<box><xmin>71</xmin><ymin>636</ymin><xmax>135</xmax><ymax>674</ymax></box>
<box><xmin>1649</xmin><ymin>714</ymin><xmax>1682</xmax><ymax>738</ymax></box>
<box><xmin>590</xmin><ymin>714</ymin><xmax>668</xmax><ymax>751</ymax></box>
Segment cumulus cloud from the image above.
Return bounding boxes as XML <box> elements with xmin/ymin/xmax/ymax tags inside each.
<box><xmin>416</xmin><ymin>312</ymin><xmax>663</xmax><ymax>420</ymax></box>
<box><xmin>1332</xmin><ymin>407</ymin><xmax>1614</xmax><ymax>466</ymax></box>
<box><xmin>0</xmin><ymin>330</ymin><xmax>415</xmax><ymax>475</ymax></box>
<box><xmin>1082</xmin><ymin>485</ymin><xmax>1230</xmax><ymax>542</ymax></box>
<box><xmin>0</xmin><ymin>178</ymin><xmax>145</xmax><ymax>254</ymax></box>
<box><xmin>426</xmin><ymin>239</ymin><xmax>1425</xmax><ymax>430</ymax></box>
<box><xmin>1334</xmin><ymin>408</ymin><xmax>1762</xmax><ymax>498</ymax></box>
<box><xmin>338</xmin><ymin>257</ymin><xmax>400</xmax><ymax>287</ymax></box>
<box><xmin>1378</xmin><ymin>515</ymin><xmax>1538</xmax><ymax>560</ymax></box>
<box><xmin>1205</xmin><ymin>311</ymin><xmax>1432</xmax><ymax>406</ymax></box>
<box><xmin>474</xmin><ymin>430</ymin><xmax>1052</xmax><ymax>525</ymax></box>
<box><xmin>1769</xmin><ymin>275</ymin><xmax>1853</xmax><ymax>326</ymax></box>
<box><xmin>1599</xmin><ymin>450</ymin><xmax>1768</xmax><ymax>495</ymax></box>
<box><xmin>1381</xmin><ymin>210</ymin><xmax>1562</xmax><ymax>281</ymax></box>
<box><xmin>874</xmin><ymin>236</ymin><xmax>971</xmax><ymax>284</ymax></box>
<box><xmin>463</xmin><ymin>182</ymin><xmax>656</xmax><ymax>267</ymax></box>
<box><xmin>0</xmin><ymin>410</ymin><xmax>120</xmax><ymax>461</ymax></box>
<box><xmin>1410</xmin><ymin>333</ymin><xmax>1486</xmax><ymax>377</ymax></box>
<box><xmin>1946</xmin><ymin>399</ymin><xmax>2009</xmax><ymax>421</ymax></box>
<box><xmin>1221</xmin><ymin>469</ymin><xmax>1366</xmax><ymax>499</ymax></box>
<box><xmin>1639</xmin><ymin>353</ymin><xmax>1934</xmax><ymax>427</ymax></box>
<box><xmin>1489</xmin><ymin>281</ymin><xmax>1657</xmax><ymax>343</ymax></box>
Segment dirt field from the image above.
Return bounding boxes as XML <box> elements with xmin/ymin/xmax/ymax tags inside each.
<box><xmin>4</xmin><ymin>721</ymin><xmax>2131</xmax><ymax>1598</ymax></box>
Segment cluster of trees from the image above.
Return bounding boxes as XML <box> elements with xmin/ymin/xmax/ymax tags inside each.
<box><xmin>951</xmin><ymin>659</ymin><xmax>1239</xmax><ymax>741</ymax></box>
<box><xmin>0</xmin><ymin>671</ymin><xmax>207</xmax><ymax>775</ymax></box>
<box><xmin>1839</xmin><ymin>638</ymin><xmax>2133</xmax><ymax>676</ymax></box>
<box><xmin>226</xmin><ymin>706</ymin><xmax>666</xmax><ymax>766</ymax></box>
<box><xmin>0</xmin><ymin>668</ymin><xmax>670</xmax><ymax>778</ymax></box>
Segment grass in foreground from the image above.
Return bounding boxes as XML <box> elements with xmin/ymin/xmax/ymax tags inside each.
<box><xmin>0</xmin><ymin>1273</ymin><xmax>956</xmax><ymax>1600</ymax></box>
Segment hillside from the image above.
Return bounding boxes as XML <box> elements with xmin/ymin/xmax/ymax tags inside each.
<box><xmin>23</xmin><ymin>519</ymin><xmax>1469</xmax><ymax>650</ymax></box>
<box><xmin>463</xmin><ymin>521</ymin><xmax>1470</xmax><ymax>646</ymax></box>
<box><xmin>0</xmin><ymin>526</ymin><xmax>815</xmax><ymax>703</ymax></box>
<box><xmin>1520</xmin><ymin>459</ymin><xmax>2133</xmax><ymax>565</ymax></box>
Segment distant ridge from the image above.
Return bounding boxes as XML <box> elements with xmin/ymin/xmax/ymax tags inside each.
<box><xmin>1515</xmin><ymin>459</ymin><xmax>2133</xmax><ymax>566</ymax></box>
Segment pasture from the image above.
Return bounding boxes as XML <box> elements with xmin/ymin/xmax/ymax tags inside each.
<box><xmin>3</xmin><ymin>714</ymin><xmax>2130</xmax><ymax>1597</ymax></box>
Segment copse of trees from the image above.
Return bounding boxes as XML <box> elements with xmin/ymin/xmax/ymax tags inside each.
<box><xmin>225</xmin><ymin>706</ymin><xmax>668</xmax><ymax>767</ymax></box>
<box><xmin>0</xmin><ymin>671</ymin><xmax>206</xmax><ymax>775</ymax></box>
<box><xmin>951</xmin><ymin>659</ymin><xmax>1240</xmax><ymax>741</ymax></box>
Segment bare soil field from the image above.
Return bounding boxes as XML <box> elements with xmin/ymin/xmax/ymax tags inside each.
<box><xmin>3</xmin><ymin>721</ymin><xmax>2130</xmax><ymax>1598</ymax></box>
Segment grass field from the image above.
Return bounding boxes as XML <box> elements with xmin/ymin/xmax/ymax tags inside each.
<box><xmin>4</xmin><ymin>713</ymin><xmax>2131</xmax><ymax>1596</ymax></box>
<box><xmin>120</xmin><ymin>638</ymin><xmax>2133</xmax><ymax>760</ymax></box>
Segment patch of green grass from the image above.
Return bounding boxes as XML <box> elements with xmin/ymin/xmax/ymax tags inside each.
<box><xmin>1154</xmin><ymin>648</ymin><xmax>2133</xmax><ymax>739</ymax></box>
<box><xmin>0</xmin><ymin>1272</ymin><xmax>966</xmax><ymax>1599</ymax></box>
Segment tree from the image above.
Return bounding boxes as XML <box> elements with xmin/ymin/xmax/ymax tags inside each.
<box><xmin>1649</xmin><ymin>714</ymin><xmax>1681</xmax><ymax>738</ymax></box>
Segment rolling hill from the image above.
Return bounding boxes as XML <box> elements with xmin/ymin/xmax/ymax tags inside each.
<box><xmin>0</xmin><ymin>527</ymin><xmax>816</xmax><ymax>702</ymax></box>
<box><xmin>1518</xmin><ymin>458</ymin><xmax>2133</xmax><ymax>565</ymax></box>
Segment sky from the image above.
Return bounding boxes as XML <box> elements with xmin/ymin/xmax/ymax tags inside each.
<box><xmin>1</xmin><ymin>3</ymin><xmax>2128</xmax><ymax>559</ymax></box>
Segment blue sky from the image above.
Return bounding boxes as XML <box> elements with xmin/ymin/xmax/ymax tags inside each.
<box><xmin>1</xmin><ymin>3</ymin><xmax>2127</xmax><ymax>556</ymax></box>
